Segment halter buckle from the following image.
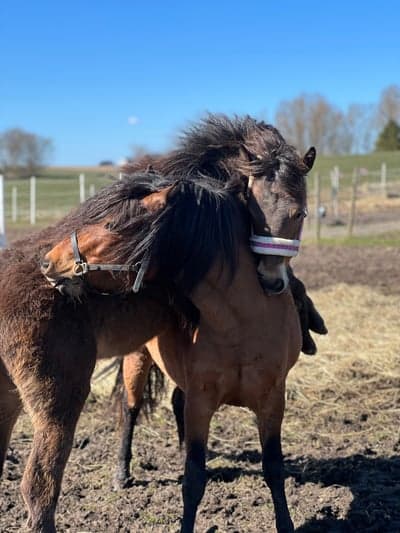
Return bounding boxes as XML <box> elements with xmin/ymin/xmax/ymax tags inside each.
<box><xmin>73</xmin><ymin>261</ymin><xmax>88</xmax><ymax>275</ymax></box>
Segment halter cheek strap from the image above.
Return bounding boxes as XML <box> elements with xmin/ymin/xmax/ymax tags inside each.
<box><xmin>70</xmin><ymin>231</ymin><xmax>149</xmax><ymax>293</ymax></box>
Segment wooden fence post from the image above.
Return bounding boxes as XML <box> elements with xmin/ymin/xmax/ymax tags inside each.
<box><xmin>79</xmin><ymin>173</ymin><xmax>85</xmax><ymax>203</ymax></box>
<box><xmin>12</xmin><ymin>186</ymin><xmax>18</xmax><ymax>222</ymax></box>
<box><xmin>30</xmin><ymin>176</ymin><xmax>36</xmax><ymax>225</ymax></box>
<box><xmin>330</xmin><ymin>165</ymin><xmax>340</xmax><ymax>223</ymax></box>
<box><xmin>381</xmin><ymin>162</ymin><xmax>387</xmax><ymax>198</ymax></box>
<box><xmin>347</xmin><ymin>168</ymin><xmax>358</xmax><ymax>238</ymax></box>
<box><xmin>314</xmin><ymin>172</ymin><xmax>321</xmax><ymax>243</ymax></box>
<box><xmin>0</xmin><ymin>175</ymin><xmax>6</xmax><ymax>247</ymax></box>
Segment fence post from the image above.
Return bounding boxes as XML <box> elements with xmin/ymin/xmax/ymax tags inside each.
<box><xmin>30</xmin><ymin>176</ymin><xmax>36</xmax><ymax>225</ymax></box>
<box><xmin>330</xmin><ymin>165</ymin><xmax>340</xmax><ymax>223</ymax></box>
<box><xmin>347</xmin><ymin>168</ymin><xmax>358</xmax><ymax>238</ymax></box>
<box><xmin>89</xmin><ymin>184</ymin><xmax>95</xmax><ymax>197</ymax></box>
<box><xmin>0</xmin><ymin>175</ymin><xmax>6</xmax><ymax>247</ymax></box>
<box><xmin>12</xmin><ymin>186</ymin><xmax>18</xmax><ymax>222</ymax></box>
<box><xmin>79</xmin><ymin>173</ymin><xmax>85</xmax><ymax>203</ymax></box>
<box><xmin>314</xmin><ymin>172</ymin><xmax>321</xmax><ymax>243</ymax></box>
<box><xmin>119</xmin><ymin>172</ymin><xmax>123</xmax><ymax>180</ymax></box>
<box><xmin>381</xmin><ymin>162</ymin><xmax>387</xmax><ymax>198</ymax></box>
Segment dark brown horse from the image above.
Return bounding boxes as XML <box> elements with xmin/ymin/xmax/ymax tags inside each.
<box><xmin>42</xmin><ymin>162</ymin><xmax>314</xmax><ymax>533</ymax></box>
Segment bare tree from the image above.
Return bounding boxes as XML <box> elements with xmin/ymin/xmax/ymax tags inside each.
<box><xmin>275</xmin><ymin>95</ymin><xmax>308</xmax><ymax>154</ymax></box>
<box><xmin>378</xmin><ymin>85</ymin><xmax>400</xmax><ymax>125</ymax></box>
<box><xmin>345</xmin><ymin>103</ymin><xmax>376</xmax><ymax>153</ymax></box>
<box><xmin>275</xmin><ymin>94</ymin><xmax>350</xmax><ymax>155</ymax></box>
<box><xmin>0</xmin><ymin>128</ymin><xmax>53</xmax><ymax>178</ymax></box>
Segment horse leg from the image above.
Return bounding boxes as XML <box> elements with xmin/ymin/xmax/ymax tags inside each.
<box><xmin>11</xmin><ymin>341</ymin><xmax>95</xmax><ymax>533</ymax></box>
<box><xmin>114</xmin><ymin>348</ymin><xmax>152</xmax><ymax>489</ymax></box>
<box><xmin>256</xmin><ymin>386</ymin><xmax>294</xmax><ymax>533</ymax></box>
<box><xmin>181</xmin><ymin>392</ymin><xmax>215</xmax><ymax>533</ymax></box>
<box><xmin>0</xmin><ymin>359</ymin><xmax>22</xmax><ymax>478</ymax></box>
<box><xmin>171</xmin><ymin>386</ymin><xmax>185</xmax><ymax>449</ymax></box>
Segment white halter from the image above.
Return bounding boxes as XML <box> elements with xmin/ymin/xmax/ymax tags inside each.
<box><xmin>249</xmin><ymin>235</ymin><xmax>300</xmax><ymax>257</ymax></box>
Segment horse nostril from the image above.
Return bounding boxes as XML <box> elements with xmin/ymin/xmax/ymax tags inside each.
<box><xmin>270</xmin><ymin>278</ymin><xmax>285</xmax><ymax>293</ymax></box>
<box><xmin>259</xmin><ymin>276</ymin><xmax>286</xmax><ymax>294</ymax></box>
<box><xmin>40</xmin><ymin>260</ymin><xmax>52</xmax><ymax>275</ymax></box>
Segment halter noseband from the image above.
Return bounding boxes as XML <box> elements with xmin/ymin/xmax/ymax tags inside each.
<box><xmin>70</xmin><ymin>231</ymin><xmax>150</xmax><ymax>293</ymax></box>
<box><xmin>249</xmin><ymin>235</ymin><xmax>300</xmax><ymax>257</ymax></box>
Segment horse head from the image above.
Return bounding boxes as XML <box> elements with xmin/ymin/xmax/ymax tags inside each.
<box><xmin>156</xmin><ymin>115</ymin><xmax>315</xmax><ymax>294</ymax></box>
<box><xmin>41</xmin><ymin>184</ymin><xmax>175</xmax><ymax>297</ymax></box>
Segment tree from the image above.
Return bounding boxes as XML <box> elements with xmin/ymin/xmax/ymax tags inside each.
<box><xmin>377</xmin><ymin>85</ymin><xmax>400</xmax><ymax>126</ymax></box>
<box><xmin>0</xmin><ymin>128</ymin><xmax>53</xmax><ymax>178</ymax></box>
<box><xmin>275</xmin><ymin>94</ymin><xmax>349</xmax><ymax>155</ymax></box>
<box><xmin>375</xmin><ymin>120</ymin><xmax>400</xmax><ymax>151</ymax></box>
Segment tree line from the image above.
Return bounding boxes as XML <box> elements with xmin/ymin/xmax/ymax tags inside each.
<box><xmin>0</xmin><ymin>129</ymin><xmax>53</xmax><ymax>179</ymax></box>
<box><xmin>275</xmin><ymin>84</ymin><xmax>400</xmax><ymax>155</ymax></box>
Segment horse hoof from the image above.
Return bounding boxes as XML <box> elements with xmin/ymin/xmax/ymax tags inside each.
<box><xmin>301</xmin><ymin>334</ymin><xmax>317</xmax><ymax>355</ymax></box>
<box><xmin>113</xmin><ymin>475</ymin><xmax>133</xmax><ymax>490</ymax></box>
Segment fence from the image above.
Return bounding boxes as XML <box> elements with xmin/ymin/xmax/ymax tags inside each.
<box><xmin>309</xmin><ymin>163</ymin><xmax>400</xmax><ymax>241</ymax></box>
<box><xmin>0</xmin><ymin>163</ymin><xmax>399</xmax><ymax>245</ymax></box>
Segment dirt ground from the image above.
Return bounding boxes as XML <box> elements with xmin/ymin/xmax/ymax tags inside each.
<box><xmin>1</xmin><ymin>244</ymin><xmax>399</xmax><ymax>532</ymax></box>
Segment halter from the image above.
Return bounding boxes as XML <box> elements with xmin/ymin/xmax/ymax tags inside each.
<box><xmin>70</xmin><ymin>230</ymin><xmax>150</xmax><ymax>293</ymax></box>
<box><xmin>249</xmin><ymin>235</ymin><xmax>300</xmax><ymax>257</ymax></box>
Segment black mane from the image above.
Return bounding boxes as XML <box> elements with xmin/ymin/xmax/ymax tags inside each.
<box><xmin>105</xmin><ymin>173</ymin><xmax>247</xmax><ymax>293</ymax></box>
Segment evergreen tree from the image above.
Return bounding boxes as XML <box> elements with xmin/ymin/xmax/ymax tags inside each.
<box><xmin>375</xmin><ymin>120</ymin><xmax>400</xmax><ymax>151</ymax></box>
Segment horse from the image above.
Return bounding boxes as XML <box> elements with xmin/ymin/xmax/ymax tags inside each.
<box><xmin>41</xmin><ymin>153</ymin><xmax>315</xmax><ymax>533</ymax></box>
<box><xmin>113</xmin><ymin>114</ymin><xmax>326</xmax><ymax>489</ymax></box>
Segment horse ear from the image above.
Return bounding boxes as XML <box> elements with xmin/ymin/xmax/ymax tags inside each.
<box><xmin>303</xmin><ymin>147</ymin><xmax>316</xmax><ymax>171</ymax></box>
<box><xmin>140</xmin><ymin>185</ymin><xmax>175</xmax><ymax>213</ymax></box>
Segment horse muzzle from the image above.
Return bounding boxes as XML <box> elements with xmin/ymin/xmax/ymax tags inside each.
<box><xmin>257</xmin><ymin>260</ymin><xmax>289</xmax><ymax>295</ymax></box>
<box><xmin>40</xmin><ymin>259</ymin><xmax>84</xmax><ymax>298</ymax></box>
<box><xmin>250</xmin><ymin>234</ymin><xmax>299</xmax><ymax>295</ymax></box>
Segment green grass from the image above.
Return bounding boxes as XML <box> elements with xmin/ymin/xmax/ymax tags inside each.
<box><xmin>3</xmin><ymin>169</ymin><xmax>113</xmax><ymax>227</ymax></box>
<box><xmin>304</xmin><ymin>230</ymin><xmax>400</xmax><ymax>247</ymax></box>
<box><xmin>312</xmin><ymin>150</ymin><xmax>400</xmax><ymax>188</ymax></box>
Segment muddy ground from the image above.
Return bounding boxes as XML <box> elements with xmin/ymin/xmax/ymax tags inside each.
<box><xmin>1</xmin><ymin>244</ymin><xmax>399</xmax><ymax>532</ymax></box>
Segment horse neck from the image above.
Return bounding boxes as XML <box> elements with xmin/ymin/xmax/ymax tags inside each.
<box><xmin>189</xmin><ymin>245</ymin><xmax>265</xmax><ymax>335</ymax></box>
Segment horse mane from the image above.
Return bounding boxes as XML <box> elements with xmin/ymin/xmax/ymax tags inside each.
<box><xmin>104</xmin><ymin>173</ymin><xmax>247</xmax><ymax>293</ymax></box>
<box><xmin>123</xmin><ymin>114</ymin><xmax>309</xmax><ymax>199</ymax></box>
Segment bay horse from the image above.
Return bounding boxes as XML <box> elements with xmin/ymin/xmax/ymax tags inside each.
<box><xmin>41</xmin><ymin>161</ymin><xmax>314</xmax><ymax>532</ymax></box>
<box><xmin>114</xmin><ymin>114</ymin><xmax>326</xmax><ymax>489</ymax></box>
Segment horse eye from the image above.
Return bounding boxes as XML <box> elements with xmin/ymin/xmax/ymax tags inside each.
<box><xmin>293</xmin><ymin>209</ymin><xmax>307</xmax><ymax>220</ymax></box>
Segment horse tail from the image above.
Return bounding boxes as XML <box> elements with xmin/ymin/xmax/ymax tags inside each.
<box><xmin>111</xmin><ymin>358</ymin><xmax>167</xmax><ymax>425</ymax></box>
<box><xmin>141</xmin><ymin>364</ymin><xmax>167</xmax><ymax>417</ymax></box>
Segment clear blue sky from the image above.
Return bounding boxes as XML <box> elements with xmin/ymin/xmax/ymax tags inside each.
<box><xmin>1</xmin><ymin>1</ymin><xmax>399</xmax><ymax>165</ymax></box>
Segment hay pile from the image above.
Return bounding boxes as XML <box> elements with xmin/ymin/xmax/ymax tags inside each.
<box><xmin>285</xmin><ymin>283</ymin><xmax>400</xmax><ymax>452</ymax></box>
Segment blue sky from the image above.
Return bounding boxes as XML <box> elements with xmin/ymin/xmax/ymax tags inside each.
<box><xmin>1</xmin><ymin>1</ymin><xmax>399</xmax><ymax>165</ymax></box>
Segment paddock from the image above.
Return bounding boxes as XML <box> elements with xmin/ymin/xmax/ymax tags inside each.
<box><xmin>1</xmin><ymin>243</ymin><xmax>398</xmax><ymax>532</ymax></box>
